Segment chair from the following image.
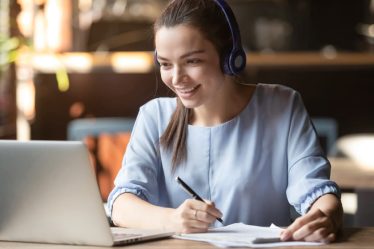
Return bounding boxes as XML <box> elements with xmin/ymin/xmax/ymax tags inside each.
<box><xmin>67</xmin><ymin>117</ymin><xmax>135</xmax><ymax>141</ymax></box>
<box><xmin>67</xmin><ymin>117</ymin><xmax>135</xmax><ymax>200</ymax></box>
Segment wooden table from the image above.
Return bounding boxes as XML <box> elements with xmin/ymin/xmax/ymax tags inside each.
<box><xmin>330</xmin><ymin>157</ymin><xmax>374</xmax><ymax>226</ymax></box>
<box><xmin>0</xmin><ymin>228</ymin><xmax>373</xmax><ymax>249</ymax></box>
<box><xmin>329</xmin><ymin>157</ymin><xmax>374</xmax><ymax>189</ymax></box>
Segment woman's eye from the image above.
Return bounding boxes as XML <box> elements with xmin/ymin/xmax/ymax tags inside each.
<box><xmin>187</xmin><ymin>59</ymin><xmax>201</xmax><ymax>64</ymax></box>
<box><xmin>160</xmin><ymin>62</ymin><xmax>171</xmax><ymax>68</ymax></box>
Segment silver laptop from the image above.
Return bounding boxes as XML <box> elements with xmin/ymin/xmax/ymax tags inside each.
<box><xmin>0</xmin><ymin>140</ymin><xmax>174</xmax><ymax>246</ymax></box>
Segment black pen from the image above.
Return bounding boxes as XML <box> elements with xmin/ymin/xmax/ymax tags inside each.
<box><xmin>175</xmin><ymin>176</ymin><xmax>224</xmax><ymax>224</ymax></box>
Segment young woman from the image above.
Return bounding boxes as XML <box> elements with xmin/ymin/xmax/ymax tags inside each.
<box><xmin>108</xmin><ymin>0</ymin><xmax>343</xmax><ymax>243</ymax></box>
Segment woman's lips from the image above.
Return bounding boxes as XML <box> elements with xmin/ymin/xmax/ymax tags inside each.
<box><xmin>175</xmin><ymin>85</ymin><xmax>200</xmax><ymax>98</ymax></box>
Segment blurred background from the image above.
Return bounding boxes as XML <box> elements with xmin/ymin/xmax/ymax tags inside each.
<box><xmin>1</xmin><ymin>0</ymin><xmax>374</xmax><ymax>227</ymax></box>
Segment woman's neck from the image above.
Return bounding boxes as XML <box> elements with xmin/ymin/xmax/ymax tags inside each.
<box><xmin>190</xmin><ymin>82</ymin><xmax>256</xmax><ymax>127</ymax></box>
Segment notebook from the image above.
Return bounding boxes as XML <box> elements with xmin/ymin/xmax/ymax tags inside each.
<box><xmin>0</xmin><ymin>140</ymin><xmax>174</xmax><ymax>246</ymax></box>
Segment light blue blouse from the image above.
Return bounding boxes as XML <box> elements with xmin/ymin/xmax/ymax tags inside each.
<box><xmin>108</xmin><ymin>84</ymin><xmax>340</xmax><ymax>227</ymax></box>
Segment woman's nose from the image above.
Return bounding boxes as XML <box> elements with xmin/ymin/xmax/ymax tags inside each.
<box><xmin>172</xmin><ymin>66</ymin><xmax>185</xmax><ymax>85</ymax></box>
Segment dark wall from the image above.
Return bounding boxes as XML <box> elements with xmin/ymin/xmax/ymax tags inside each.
<box><xmin>31</xmin><ymin>72</ymin><xmax>172</xmax><ymax>140</ymax></box>
<box><xmin>86</xmin><ymin>21</ymin><xmax>155</xmax><ymax>51</ymax></box>
<box><xmin>232</xmin><ymin>0</ymin><xmax>369</xmax><ymax>52</ymax></box>
<box><xmin>77</xmin><ymin>1</ymin><xmax>370</xmax><ymax>53</ymax></box>
<box><xmin>246</xmin><ymin>66</ymin><xmax>374</xmax><ymax>137</ymax></box>
<box><xmin>32</xmin><ymin>64</ymin><xmax>374</xmax><ymax>140</ymax></box>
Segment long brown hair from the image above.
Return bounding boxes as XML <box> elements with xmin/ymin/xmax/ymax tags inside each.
<box><xmin>155</xmin><ymin>0</ymin><xmax>233</xmax><ymax>171</ymax></box>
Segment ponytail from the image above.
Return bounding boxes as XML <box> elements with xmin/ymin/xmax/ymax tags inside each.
<box><xmin>160</xmin><ymin>98</ymin><xmax>190</xmax><ymax>172</ymax></box>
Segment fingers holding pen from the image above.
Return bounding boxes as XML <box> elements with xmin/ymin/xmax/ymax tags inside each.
<box><xmin>174</xmin><ymin>177</ymin><xmax>223</xmax><ymax>231</ymax></box>
<box><xmin>171</xmin><ymin>199</ymin><xmax>222</xmax><ymax>233</ymax></box>
<box><xmin>185</xmin><ymin>199</ymin><xmax>222</xmax><ymax>223</ymax></box>
<box><xmin>194</xmin><ymin>199</ymin><xmax>223</xmax><ymax>223</ymax></box>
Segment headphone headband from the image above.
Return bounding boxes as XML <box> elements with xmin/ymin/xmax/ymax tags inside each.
<box><xmin>214</xmin><ymin>0</ymin><xmax>241</xmax><ymax>54</ymax></box>
<box><xmin>213</xmin><ymin>0</ymin><xmax>246</xmax><ymax>75</ymax></box>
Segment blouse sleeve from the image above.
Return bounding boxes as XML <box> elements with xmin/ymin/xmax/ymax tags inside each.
<box><xmin>107</xmin><ymin>104</ymin><xmax>161</xmax><ymax>217</ymax></box>
<box><xmin>286</xmin><ymin>91</ymin><xmax>340</xmax><ymax>215</ymax></box>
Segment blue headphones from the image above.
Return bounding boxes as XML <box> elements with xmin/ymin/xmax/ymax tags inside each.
<box><xmin>155</xmin><ymin>0</ymin><xmax>246</xmax><ymax>75</ymax></box>
<box><xmin>214</xmin><ymin>0</ymin><xmax>246</xmax><ymax>75</ymax></box>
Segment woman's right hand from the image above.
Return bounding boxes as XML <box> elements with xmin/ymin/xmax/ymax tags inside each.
<box><xmin>168</xmin><ymin>199</ymin><xmax>223</xmax><ymax>233</ymax></box>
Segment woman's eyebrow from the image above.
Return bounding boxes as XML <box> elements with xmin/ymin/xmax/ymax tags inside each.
<box><xmin>180</xmin><ymin>50</ymin><xmax>205</xmax><ymax>59</ymax></box>
<box><xmin>157</xmin><ymin>50</ymin><xmax>205</xmax><ymax>61</ymax></box>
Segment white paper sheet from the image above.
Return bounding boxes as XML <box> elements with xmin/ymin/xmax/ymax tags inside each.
<box><xmin>173</xmin><ymin>223</ymin><xmax>323</xmax><ymax>247</ymax></box>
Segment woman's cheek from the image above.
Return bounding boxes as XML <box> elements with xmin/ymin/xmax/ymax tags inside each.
<box><xmin>160</xmin><ymin>72</ymin><xmax>174</xmax><ymax>90</ymax></box>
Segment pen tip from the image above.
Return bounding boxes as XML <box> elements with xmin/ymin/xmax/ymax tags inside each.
<box><xmin>218</xmin><ymin>218</ymin><xmax>224</xmax><ymax>224</ymax></box>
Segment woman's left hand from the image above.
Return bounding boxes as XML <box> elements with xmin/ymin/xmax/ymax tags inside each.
<box><xmin>280</xmin><ymin>208</ymin><xmax>336</xmax><ymax>243</ymax></box>
<box><xmin>280</xmin><ymin>194</ymin><xmax>342</xmax><ymax>243</ymax></box>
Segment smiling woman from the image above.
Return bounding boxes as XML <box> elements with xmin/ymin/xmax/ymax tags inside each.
<box><xmin>155</xmin><ymin>25</ymin><xmax>225</xmax><ymax>110</ymax></box>
<box><xmin>108</xmin><ymin>0</ymin><xmax>342</xmax><ymax>243</ymax></box>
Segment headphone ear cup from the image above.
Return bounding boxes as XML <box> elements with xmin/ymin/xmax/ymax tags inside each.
<box><xmin>228</xmin><ymin>48</ymin><xmax>246</xmax><ymax>75</ymax></box>
<box><xmin>222</xmin><ymin>48</ymin><xmax>246</xmax><ymax>75</ymax></box>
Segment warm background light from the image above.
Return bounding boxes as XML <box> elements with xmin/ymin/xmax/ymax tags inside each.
<box><xmin>62</xmin><ymin>53</ymin><xmax>93</xmax><ymax>73</ymax></box>
<box><xmin>45</xmin><ymin>0</ymin><xmax>72</xmax><ymax>52</ymax></box>
<box><xmin>18</xmin><ymin>0</ymin><xmax>72</xmax><ymax>52</ymax></box>
<box><xmin>338</xmin><ymin>134</ymin><xmax>374</xmax><ymax>170</ymax></box>
<box><xmin>111</xmin><ymin>52</ymin><xmax>153</xmax><ymax>73</ymax></box>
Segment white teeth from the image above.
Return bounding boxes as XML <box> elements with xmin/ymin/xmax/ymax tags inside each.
<box><xmin>176</xmin><ymin>86</ymin><xmax>198</xmax><ymax>93</ymax></box>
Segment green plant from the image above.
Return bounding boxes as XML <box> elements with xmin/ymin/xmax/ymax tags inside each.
<box><xmin>0</xmin><ymin>34</ymin><xmax>21</xmax><ymax>74</ymax></box>
<box><xmin>1</xmin><ymin>34</ymin><xmax>70</xmax><ymax>93</ymax></box>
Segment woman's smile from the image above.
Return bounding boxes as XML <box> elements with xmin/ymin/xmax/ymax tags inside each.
<box><xmin>174</xmin><ymin>85</ymin><xmax>201</xmax><ymax>99</ymax></box>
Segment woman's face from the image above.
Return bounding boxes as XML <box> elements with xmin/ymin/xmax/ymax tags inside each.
<box><xmin>155</xmin><ymin>24</ymin><xmax>226</xmax><ymax>109</ymax></box>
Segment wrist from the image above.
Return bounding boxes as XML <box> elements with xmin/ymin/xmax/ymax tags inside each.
<box><xmin>161</xmin><ymin>208</ymin><xmax>176</xmax><ymax>231</ymax></box>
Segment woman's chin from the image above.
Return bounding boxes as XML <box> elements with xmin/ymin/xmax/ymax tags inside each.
<box><xmin>179</xmin><ymin>98</ymin><xmax>200</xmax><ymax>109</ymax></box>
